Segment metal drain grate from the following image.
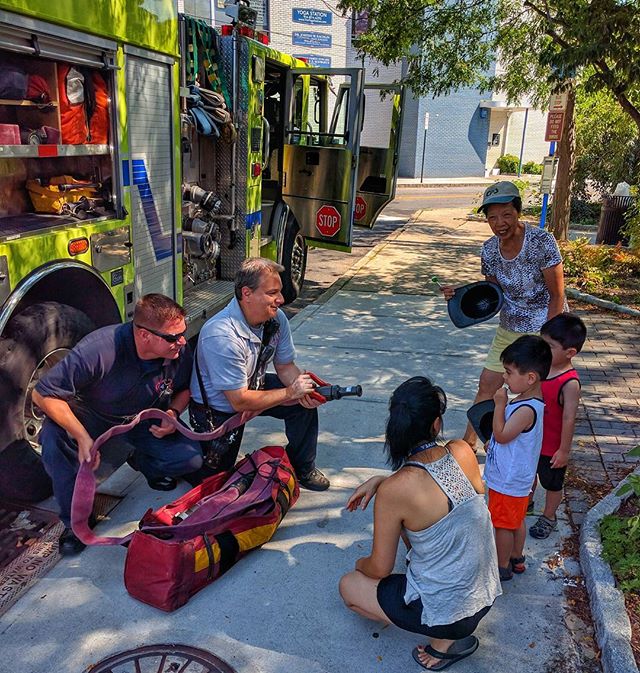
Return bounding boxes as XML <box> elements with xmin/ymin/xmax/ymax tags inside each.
<box><xmin>92</xmin><ymin>492</ymin><xmax>123</xmax><ymax>522</ymax></box>
<box><xmin>88</xmin><ymin>644</ymin><xmax>237</xmax><ymax>673</ymax></box>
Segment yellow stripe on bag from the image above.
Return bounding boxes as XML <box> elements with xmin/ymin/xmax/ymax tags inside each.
<box><xmin>287</xmin><ymin>473</ymin><xmax>296</xmax><ymax>498</ymax></box>
<box><xmin>194</xmin><ymin>540</ymin><xmax>221</xmax><ymax>572</ymax></box>
<box><xmin>236</xmin><ymin>523</ymin><xmax>278</xmax><ymax>552</ymax></box>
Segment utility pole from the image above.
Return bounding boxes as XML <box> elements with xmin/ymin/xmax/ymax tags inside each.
<box><xmin>420</xmin><ymin>111</ymin><xmax>429</xmax><ymax>183</ymax></box>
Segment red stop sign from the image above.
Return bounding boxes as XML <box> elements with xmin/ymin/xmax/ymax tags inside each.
<box><xmin>316</xmin><ymin>204</ymin><xmax>341</xmax><ymax>238</ymax></box>
<box><xmin>354</xmin><ymin>196</ymin><xmax>367</xmax><ymax>222</ymax></box>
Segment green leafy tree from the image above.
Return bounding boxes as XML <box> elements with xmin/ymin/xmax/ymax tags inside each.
<box><xmin>338</xmin><ymin>0</ymin><xmax>640</xmax><ymax>239</ymax></box>
<box><xmin>574</xmin><ymin>82</ymin><xmax>640</xmax><ymax>197</ymax></box>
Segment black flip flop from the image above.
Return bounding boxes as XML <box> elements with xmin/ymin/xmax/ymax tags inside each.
<box><xmin>412</xmin><ymin>636</ymin><xmax>479</xmax><ymax>671</ymax></box>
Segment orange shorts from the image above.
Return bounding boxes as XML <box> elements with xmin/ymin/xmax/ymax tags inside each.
<box><xmin>487</xmin><ymin>489</ymin><xmax>529</xmax><ymax>530</ymax></box>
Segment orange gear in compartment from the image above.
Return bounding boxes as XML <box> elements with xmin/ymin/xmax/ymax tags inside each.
<box><xmin>58</xmin><ymin>65</ymin><xmax>109</xmax><ymax>144</ymax></box>
<box><xmin>89</xmin><ymin>71</ymin><xmax>109</xmax><ymax>145</ymax></box>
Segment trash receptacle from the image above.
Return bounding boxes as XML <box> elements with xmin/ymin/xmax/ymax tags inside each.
<box><xmin>596</xmin><ymin>195</ymin><xmax>634</xmax><ymax>245</ymax></box>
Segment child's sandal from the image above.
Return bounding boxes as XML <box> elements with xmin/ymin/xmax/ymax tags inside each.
<box><xmin>510</xmin><ymin>556</ymin><xmax>526</xmax><ymax>574</ymax></box>
<box><xmin>499</xmin><ymin>565</ymin><xmax>513</xmax><ymax>581</ymax></box>
<box><xmin>529</xmin><ymin>515</ymin><xmax>558</xmax><ymax>539</ymax></box>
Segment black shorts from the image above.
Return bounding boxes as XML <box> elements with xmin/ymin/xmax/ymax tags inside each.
<box><xmin>537</xmin><ymin>455</ymin><xmax>567</xmax><ymax>492</ymax></box>
<box><xmin>376</xmin><ymin>574</ymin><xmax>492</xmax><ymax>639</ymax></box>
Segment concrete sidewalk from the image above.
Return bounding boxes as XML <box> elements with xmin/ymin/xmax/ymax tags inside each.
<box><xmin>0</xmin><ymin>208</ymin><xmax>600</xmax><ymax>673</ymax></box>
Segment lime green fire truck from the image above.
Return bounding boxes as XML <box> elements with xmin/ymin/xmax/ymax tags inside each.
<box><xmin>0</xmin><ymin>0</ymin><xmax>403</xmax><ymax>501</ymax></box>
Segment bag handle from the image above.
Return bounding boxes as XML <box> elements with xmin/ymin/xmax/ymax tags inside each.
<box><xmin>71</xmin><ymin>408</ymin><xmax>259</xmax><ymax>547</ymax></box>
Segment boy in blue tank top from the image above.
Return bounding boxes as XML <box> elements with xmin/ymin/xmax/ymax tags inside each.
<box><xmin>484</xmin><ymin>336</ymin><xmax>552</xmax><ymax>581</ymax></box>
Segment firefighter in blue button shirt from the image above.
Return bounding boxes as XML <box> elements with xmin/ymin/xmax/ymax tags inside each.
<box><xmin>33</xmin><ymin>294</ymin><xmax>203</xmax><ymax>556</ymax></box>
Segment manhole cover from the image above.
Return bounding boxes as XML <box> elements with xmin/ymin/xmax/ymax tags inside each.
<box><xmin>88</xmin><ymin>644</ymin><xmax>236</xmax><ymax>673</ymax></box>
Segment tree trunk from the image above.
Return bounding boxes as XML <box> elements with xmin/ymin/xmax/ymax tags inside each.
<box><xmin>550</xmin><ymin>85</ymin><xmax>576</xmax><ymax>240</ymax></box>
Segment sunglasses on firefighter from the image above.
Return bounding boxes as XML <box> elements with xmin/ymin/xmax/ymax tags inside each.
<box><xmin>135</xmin><ymin>323</ymin><xmax>188</xmax><ymax>343</ymax></box>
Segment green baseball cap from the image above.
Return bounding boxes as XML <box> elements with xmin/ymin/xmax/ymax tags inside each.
<box><xmin>478</xmin><ymin>181</ymin><xmax>520</xmax><ymax>214</ymax></box>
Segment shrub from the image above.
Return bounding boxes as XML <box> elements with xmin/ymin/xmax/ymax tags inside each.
<box><xmin>560</xmin><ymin>238</ymin><xmax>640</xmax><ymax>296</ymax></box>
<box><xmin>570</xmin><ymin>198</ymin><xmax>601</xmax><ymax>227</ymax></box>
<box><xmin>600</xmin><ymin>509</ymin><xmax>640</xmax><ymax>592</ymax></box>
<box><xmin>523</xmin><ymin>160</ymin><xmax>543</xmax><ymax>175</ymax></box>
<box><xmin>510</xmin><ymin>178</ymin><xmax>529</xmax><ymax>197</ymax></box>
<box><xmin>496</xmin><ymin>154</ymin><xmax>520</xmax><ymax>175</ymax></box>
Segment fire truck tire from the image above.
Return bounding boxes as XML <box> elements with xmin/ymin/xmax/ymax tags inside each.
<box><xmin>280</xmin><ymin>220</ymin><xmax>307</xmax><ymax>304</ymax></box>
<box><xmin>0</xmin><ymin>302</ymin><xmax>95</xmax><ymax>502</ymax></box>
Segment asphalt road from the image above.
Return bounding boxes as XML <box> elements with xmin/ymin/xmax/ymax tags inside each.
<box><xmin>284</xmin><ymin>185</ymin><xmax>483</xmax><ymax>318</ymax></box>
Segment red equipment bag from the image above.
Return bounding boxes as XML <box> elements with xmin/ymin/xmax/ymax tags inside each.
<box><xmin>124</xmin><ymin>445</ymin><xmax>298</xmax><ymax>611</ymax></box>
<box><xmin>70</xmin><ymin>408</ymin><xmax>305</xmax><ymax>611</ymax></box>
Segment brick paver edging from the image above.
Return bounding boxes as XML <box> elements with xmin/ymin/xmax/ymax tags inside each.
<box><xmin>579</xmin><ymin>466</ymin><xmax>640</xmax><ymax>673</ymax></box>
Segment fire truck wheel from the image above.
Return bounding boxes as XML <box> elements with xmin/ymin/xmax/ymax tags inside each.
<box><xmin>0</xmin><ymin>302</ymin><xmax>95</xmax><ymax>502</ymax></box>
<box><xmin>281</xmin><ymin>221</ymin><xmax>307</xmax><ymax>304</ymax></box>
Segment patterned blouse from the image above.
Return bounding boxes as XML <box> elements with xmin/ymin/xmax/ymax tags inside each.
<box><xmin>481</xmin><ymin>224</ymin><xmax>563</xmax><ymax>333</ymax></box>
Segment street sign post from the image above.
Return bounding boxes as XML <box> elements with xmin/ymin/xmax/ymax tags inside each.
<box><xmin>420</xmin><ymin>112</ymin><xmax>429</xmax><ymax>184</ymax></box>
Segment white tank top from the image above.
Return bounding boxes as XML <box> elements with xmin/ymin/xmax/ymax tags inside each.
<box><xmin>403</xmin><ymin>451</ymin><xmax>502</xmax><ymax>626</ymax></box>
<box><xmin>483</xmin><ymin>397</ymin><xmax>545</xmax><ymax>497</ymax></box>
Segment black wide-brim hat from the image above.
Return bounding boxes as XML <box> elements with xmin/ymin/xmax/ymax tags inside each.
<box><xmin>447</xmin><ymin>281</ymin><xmax>504</xmax><ymax>328</ymax></box>
<box><xmin>466</xmin><ymin>399</ymin><xmax>495</xmax><ymax>445</ymax></box>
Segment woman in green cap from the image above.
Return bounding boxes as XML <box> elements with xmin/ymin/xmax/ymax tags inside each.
<box><xmin>441</xmin><ymin>180</ymin><xmax>566</xmax><ymax>450</ymax></box>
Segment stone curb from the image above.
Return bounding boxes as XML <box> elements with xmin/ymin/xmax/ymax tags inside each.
<box><xmin>579</xmin><ymin>466</ymin><xmax>640</xmax><ymax>673</ymax></box>
<box><xmin>565</xmin><ymin>288</ymin><xmax>640</xmax><ymax>318</ymax></box>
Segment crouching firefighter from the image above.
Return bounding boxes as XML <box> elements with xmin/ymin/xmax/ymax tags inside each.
<box><xmin>33</xmin><ymin>294</ymin><xmax>204</xmax><ymax>556</ymax></box>
<box><xmin>189</xmin><ymin>258</ymin><xmax>330</xmax><ymax>491</ymax></box>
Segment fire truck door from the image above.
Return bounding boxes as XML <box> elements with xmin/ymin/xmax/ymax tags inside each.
<box><xmin>353</xmin><ymin>84</ymin><xmax>405</xmax><ymax>228</ymax></box>
<box><xmin>282</xmin><ymin>68</ymin><xmax>363</xmax><ymax>250</ymax></box>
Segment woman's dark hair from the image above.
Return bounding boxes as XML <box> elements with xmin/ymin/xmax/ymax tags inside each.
<box><xmin>385</xmin><ymin>376</ymin><xmax>447</xmax><ymax>470</ymax></box>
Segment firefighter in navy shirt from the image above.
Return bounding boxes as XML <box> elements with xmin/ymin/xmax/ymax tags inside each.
<box><xmin>33</xmin><ymin>294</ymin><xmax>203</xmax><ymax>556</ymax></box>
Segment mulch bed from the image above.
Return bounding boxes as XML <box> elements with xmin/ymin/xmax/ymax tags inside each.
<box><xmin>556</xmin><ymin>532</ymin><xmax>602</xmax><ymax>673</ymax></box>
<box><xmin>626</xmin><ymin>592</ymin><xmax>640</xmax><ymax>668</ymax></box>
<box><xmin>565</xmin><ymin>472</ymin><xmax>640</xmax><ymax>669</ymax></box>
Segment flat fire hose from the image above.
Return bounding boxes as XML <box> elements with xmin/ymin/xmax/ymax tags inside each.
<box><xmin>70</xmin><ymin>407</ymin><xmax>261</xmax><ymax>547</ymax></box>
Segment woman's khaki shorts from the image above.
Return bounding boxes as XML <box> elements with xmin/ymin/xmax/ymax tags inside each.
<box><xmin>484</xmin><ymin>325</ymin><xmax>538</xmax><ymax>373</ymax></box>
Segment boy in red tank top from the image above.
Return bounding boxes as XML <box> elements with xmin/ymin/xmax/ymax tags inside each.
<box><xmin>529</xmin><ymin>313</ymin><xmax>587</xmax><ymax>539</ymax></box>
